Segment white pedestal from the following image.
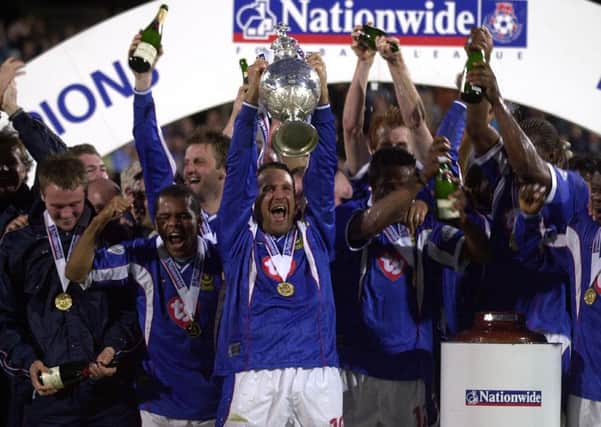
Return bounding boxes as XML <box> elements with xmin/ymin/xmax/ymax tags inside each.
<box><xmin>441</xmin><ymin>343</ymin><xmax>562</xmax><ymax>427</ymax></box>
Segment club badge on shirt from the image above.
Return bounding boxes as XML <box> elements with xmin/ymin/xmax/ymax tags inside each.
<box><xmin>261</xmin><ymin>256</ymin><xmax>297</xmax><ymax>282</ymax></box>
<box><xmin>376</xmin><ymin>250</ymin><xmax>407</xmax><ymax>282</ymax></box>
<box><xmin>167</xmin><ymin>296</ymin><xmax>201</xmax><ymax>335</ymax></box>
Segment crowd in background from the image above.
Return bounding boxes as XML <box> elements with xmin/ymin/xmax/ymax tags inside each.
<box><xmin>2</xmin><ymin>5</ymin><xmax>600</xmax><ymax>184</ymax></box>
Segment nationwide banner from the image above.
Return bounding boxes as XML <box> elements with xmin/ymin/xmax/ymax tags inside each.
<box><xmin>7</xmin><ymin>0</ymin><xmax>601</xmax><ymax>156</ymax></box>
<box><xmin>233</xmin><ymin>0</ymin><xmax>528</xmax><ymax>47</ymax></box>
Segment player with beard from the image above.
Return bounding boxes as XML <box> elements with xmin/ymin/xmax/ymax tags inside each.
<box><xmin>66</xmin><ymin>184</ymin><xmax>222</xmax><ymax>426</ymax></box>
<box><xmin>215</xmin><ymin>55</ymin><xmax>342</xmax><ymax>426</ymax></box>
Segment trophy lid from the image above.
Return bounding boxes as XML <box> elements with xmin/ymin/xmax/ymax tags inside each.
<box><xmin>270</xmin><ymin>23</ymin><xmax>299</xmax><ymax>61</ymax></box>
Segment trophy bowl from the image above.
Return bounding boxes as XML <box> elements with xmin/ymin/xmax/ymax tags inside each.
<box><xmin>259</xmin><ymin>24</ymin><xmax>321</xmax><ymax>157</ymax></box>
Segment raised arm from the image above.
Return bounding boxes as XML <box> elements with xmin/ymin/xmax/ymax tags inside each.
<box><xmin>66</xmin><ymin>197</ymin><xmax>131</xmax><ymax>283</ymax></box>
<box><xmin>217</xmin><ymin>59</ymin><xmax>265</xmax><ymax>256</ymax></box>
<box><xmin>223</xmin><ymin>85</ymin><xmax>248</xmax><ymax>139</ymax></box>
<box><xmin>513</xmin><ymin>183</ymin><xmax>566</xmax><ymax>274</ymax></box>
<box><xmin>342</xmin><ymin>25</ymin><xmax>376</xmax><ymax>176</ymax></box>
<box><xmin>377</xmin><ymin>36</ymin><xmax>432</xmax><ymax>164</ymax></box>
<box><xmin>128</xmin><ymin>34</ymin><xmax>176</xmax><ymax>222</ymax></box>
<box><xmin>467</xmin><ymin>31</ymin><xmax>551</xmax><ymax>187</ymax></box>
<box><xmin>449</xmin><ymin>188</ymin><xmax>490</xmax><ymax>264</ymax></box>
<box><xmin>303</xmin><ymin>54</ymin><xmax>338</xmax><ymax>249</ymax></box>
<box><xmin>349</xmin><ymin>180</ymin><xmax>424</xmax><ymax>242</ymax></box>
<box><xmin>463</xmin><ymin>27</ymin><xmax>499</xmax><ymax>157</ymax></box>
<box><xmin>2</xmin><ymin>79</ymin><xmax>67</xmax><ymax>161</ymax></box>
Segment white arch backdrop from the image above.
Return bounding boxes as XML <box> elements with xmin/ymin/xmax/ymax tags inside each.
<box><xmin>11</xmin><ymin>0</ymin><xmax>601</xmax><ymax>156</ymax></box>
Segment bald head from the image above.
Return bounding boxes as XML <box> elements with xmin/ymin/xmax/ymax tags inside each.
<box><xmin>87</xmin><ymin>178</ymin><xmax>120</xmax><ymax>213</ymax></box>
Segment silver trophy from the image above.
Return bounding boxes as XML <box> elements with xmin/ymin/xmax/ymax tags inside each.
<box><xmin>259</xmin><ymin>24</ymin><xmax>321</xmax><ymax>157</ymax></box>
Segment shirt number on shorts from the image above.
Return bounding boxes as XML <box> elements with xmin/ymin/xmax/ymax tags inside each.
<box><xmin>329</xmin><ymin>416</ymin><xmax>344</xmax><ymax>427</ymax></box>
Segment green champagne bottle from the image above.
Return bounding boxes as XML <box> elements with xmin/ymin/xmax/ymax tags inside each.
<box><xmin>129</xmin><ymin>4</ymin><xmax>168</xmax><ymax>73</ymax></box>
<box><xmin>358</xmin><ymin>25</ymin><xmax>399</xmax><ymax>53</ymax></box>
<box><xmin>434</xmin><ymin>161</ymin><xmax>460</xmax><ymax>220</ymax></box>
<box><xmin>239</xmin><ymin>58</ymin><xmax>248</xmax><ymax>84</ymax></box>
<box><xmin>459</xmin><ymin>49</ymin><xmax>485</xmax><ymax>103</ymax></box>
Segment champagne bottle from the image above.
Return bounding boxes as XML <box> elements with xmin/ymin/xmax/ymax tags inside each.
<box><xmin>239</xmin><ymin>58</ymin><xmax>249</xmax><ymax>84</ymax></box>
<box><xmin>459</xmin><ymin>48</ymin><xmax>485</xmax><ymax>103</ymax></box>
<box><xmin>358</xmin><ymin>25</ymin><xmax>399</xmax><ymax>53</ymax></box>
<box><xmin>434</xmin><ymin>100</ymin><xmax>467</xmax><ymax>220</ymax></box>
<box><xmin>434</xmin><ymin>161</ymin><xmax>460</xmax><ymax>220</ymax></box>
<box><xmin>129</xmin><ymin>4</ymin><xmax>168</xmax><ymax>73</ymax></box>
<box><xmin>39</xmin><ymin>359</ymin><xmax>118</xmax><ymax>390</ymax></box>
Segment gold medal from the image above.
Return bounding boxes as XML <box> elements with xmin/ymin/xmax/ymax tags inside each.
<box><xmin>54</xmin><ymin>292</ymin><xmax>72</xmax><ymax>311</ymax></box>
<box><xmin>277</xmin><ymin>282</ymin><xmax>295</xmax><ymax>297</ymax></box>
<box><xmin>584</xmin><ymin>288</ymin><xmax>597</xmax><ymax>305</ymax></box>
<box><xmin>185</xmin><ymin>322</ymin><xmax>202</xmax><ymax>337</ymax></box>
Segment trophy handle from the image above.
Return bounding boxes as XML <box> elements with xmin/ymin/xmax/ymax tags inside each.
<box><xmin>272</xmin><ymin>121</ymin><xmax>318</xmax><ymax>158</ymax></box>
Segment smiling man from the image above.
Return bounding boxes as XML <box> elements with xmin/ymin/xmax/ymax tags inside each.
<box><xmin>66</xmin><ymin>184</ymin><xmax>222</xmax><ymax>426</ymax></box>
<box><xmin>215</xmin><ymin>55</ymin><xmax>342</xmax><ymax>426</ymax></box>
<box><xmin>0</xmin><ymin>155</ymin><xmax>139</xmax><ymax>427</ymax></box>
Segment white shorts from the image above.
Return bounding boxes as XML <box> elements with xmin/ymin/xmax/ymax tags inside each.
<box><xmin>140</xmin><ymin>410</ymin><xmax>215</xmax><ymax>427</ymax></box>
<box><xmin>341</xmin><ymin>370</ymin><xmax>432</xmax><ymax>427</ymax></box>
<box><xmin>223</xmin><ymin>367</ymin><xmax>343</xmax><ymax>427</ymax></box>
<box><xmin>568</xmin><ymin>394</ymin><xmax>601</xmax><ymax>427</ymax></box>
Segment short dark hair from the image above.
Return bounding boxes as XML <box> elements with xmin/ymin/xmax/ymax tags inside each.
<box><xmin>186</xmin><ymin>129</ymin><xmax>231</xmax><ymax>170</ymax></box>
<box><xmin>155</xmin><ymin>184</ymin><xmax>200</xmax><ymax>219</ymax></box>
<box><xmin>257</xmin><ymin>161</ymin><xmax>295</xmax><ymax>187</ymax></box>
<box><xmin>368</xmin><ymin>145</ymin><xmax>416</xmax><ymax>188</ymax></box>
<box><xmin>0</xmin><ymin>132</ymin><xmax>34</xmax><ymax>172</ymax></box>
<box><xmin>67</xmin><ymin>143</ymin><xmax>101</xmax><ymax>158</ymax></box>
<box><xmin>38</xmin><ymin>154</ymin><xmax>87</xmax><ymax>193</ymax></box>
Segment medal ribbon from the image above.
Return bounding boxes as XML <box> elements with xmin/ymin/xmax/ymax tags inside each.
<box><xmin>159</xmin><ymin>237</ymin><xmax>205</xmax><ymax>322</ymax></box>
<box><xmin>261</xmin><ymin>228</ymin><xmax>297</xmax><ymax>283</ymax></box>
<box><xmin>382</xmin><ymin>223</ymin><xmax>415</xmax><ymax>267</ymax></box>
<box><xmin>44</xmin><ymin>211</ymin><xmax>82</xmax><ymax>293</ymax></box>
<box><xmin>589</xmin><ymin>230</ymin><xmax>601</xmax><ymax>297</ymax></box>
<box><xmin>256</xmin><ymin>110</ymin><xmax>271</xmax><ymax>166</ymax></box>
<box><xmin>199</xmin><ymin>209</ymin><xmax>216</xmax><ymax>244</ymax></box>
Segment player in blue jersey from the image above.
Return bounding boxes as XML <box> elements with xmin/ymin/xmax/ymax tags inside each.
<box><xmin>66</xmin><ymin>185</ymin><xmax>222</xmax><ymax>427</ymax></box>
<box><xmin>215</xmin><ymin>56</ymin><xmax>342</xmax><ymax>427</ymax></box>
<box><xmin>333</xmin><ymin>144</ymin><xmax>490</xmax><ymax>427</ymax></box>
<box><xmin>128</xmin><ymin>33</ymin><xmax>227</xmax><ymax>243</ymax></box>
<box><xmin>515</xmin><ymin>182</ymin><xmax>601</xmax><ymax>427</ymax></box>
<box><xmin>464</xmin><ymin>27</ymin><xmax>589</xmax><ymax>383</ymax></box>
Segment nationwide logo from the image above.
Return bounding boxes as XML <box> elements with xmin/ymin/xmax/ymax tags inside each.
<box><xmin>465</xmin><ymin>389</ymin><xmax>542</xmax><ymax>407</ymax></box>
<box><xmin>233</xmin><ymin>0</ymin><xmax>528</xmax><ymax>47</ymax></box>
